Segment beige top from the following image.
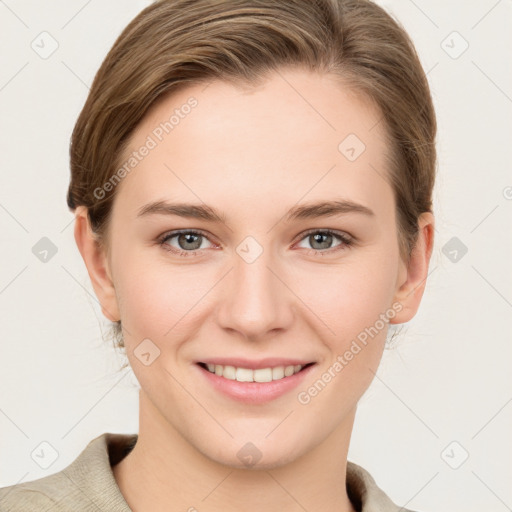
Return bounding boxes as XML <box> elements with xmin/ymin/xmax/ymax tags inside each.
<box><xmin>0</xmin><ymin>432</ymin><xmax>416</xmax><ymax>511</ymax></box>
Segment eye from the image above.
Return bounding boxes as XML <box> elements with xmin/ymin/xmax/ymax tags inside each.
<box><xmin>295</xmin><ymin>229</ymin><xmax>353</xmax><ymax>254</ymax></box>
<box><xmin>158</xmin><ymin>228</ymin><xmax>353</xmax><ymax>258</ymax></box>
<box><xmin>159</xmin><ymin>230</ymin><xmax>215</xmax><ymax>256</ymax></box>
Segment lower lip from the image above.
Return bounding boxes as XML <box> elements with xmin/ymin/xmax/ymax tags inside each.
<box><xmin>196</xmin><ymin>363</ymin><xmax>316</xmax><ymax>405</ymax></box>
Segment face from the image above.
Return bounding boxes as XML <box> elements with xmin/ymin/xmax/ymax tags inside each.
<box><xmin>78</xmin><ymin>67</ymin><xmax>431</xmax><ymax>469</ymax></box>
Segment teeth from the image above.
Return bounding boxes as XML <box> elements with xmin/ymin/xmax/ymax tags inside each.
<box><xmin>236</xmin><ymin>367</ymin><xmax>254</xmax><ymax>382</ymax></box>
<box><xmin>223</xmin><ymin>365</ymin><xmax>236</xmax><ymax>380</ymax></box>
<box><xmin>203</xmin><ymin>363</ymin><xmax>305</xmax><ymax>382</ymax></box>
<box><xmin>254</xmin><ymin>368</ymin><xmax>272</xmax><ymax>383</ymax></box>
<box><xmin>284</xmin><ymin>365</ymin><xmax>294</xmax><ymax>377</ymax></box>
<box><xmin>272</xmin><ymin>366</ymin><xmax>284</xmax><ymax>380</ymax></box>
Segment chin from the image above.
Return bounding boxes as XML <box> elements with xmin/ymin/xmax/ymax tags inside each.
<box><xmin>209</xmin><ymin>449</ymin><xmax>301</xmax><ymax>471</ymax></box>
<box><xmin>198</xmin><ymin>431</ymin><xmax>310</xmax><ymax>471</ymax></box>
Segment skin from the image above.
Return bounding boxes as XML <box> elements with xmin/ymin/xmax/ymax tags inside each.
<box><xmin>74</xmin><ymin>67</ymin><xmax>434</xmax><ymax>512</ymax></box>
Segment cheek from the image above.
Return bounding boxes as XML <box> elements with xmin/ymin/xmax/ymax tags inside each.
<box><xmin>294</xmin><ymin>250</ymin><xmax>398</xmax><ymax>347</ymax></box>
<box><xmin>113</xmin><ymin>248</ymin><xmax>218</xmax><ymax>340</ymax></box>
<box><xmin>112</xmin><ymin>245</ymin><xmax>169</xmax><ymax>335</ymax></box>
<box><xmin>294</xmin><ymin>255</ymin><xmax>397</xmax><ymax>420</ymax></box>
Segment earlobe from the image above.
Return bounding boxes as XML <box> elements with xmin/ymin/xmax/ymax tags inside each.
<box><xmin>73</xmin><ymin>206</ymin><xmax>120</xmax><ymax>322</ymax></box>
<box><xmin>389</xmin><ymin>212</ymin><xmax>435</xmax><ymax>325</ymax></box>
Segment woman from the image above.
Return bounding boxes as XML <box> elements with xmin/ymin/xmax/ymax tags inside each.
<box><xmin>0</xmin><ymin>0</ymin><xmax>436</xmax><ymax>510</ymax></box>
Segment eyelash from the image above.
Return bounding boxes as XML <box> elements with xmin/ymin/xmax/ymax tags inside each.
<box><xmin>158</xmin><ymin>228</ymin><xmax>354</xmax><ymax>258</ymax></box>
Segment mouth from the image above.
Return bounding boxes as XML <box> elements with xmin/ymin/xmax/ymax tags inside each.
<box><xmin>197</xmin><ymin>361</ymin><xmax>315</xmax><ymax>383</ymax></box>
<box><xmin>195</xmin><ymin>360</ymin><xmax>317</xmax><ymax>404</ymax></box>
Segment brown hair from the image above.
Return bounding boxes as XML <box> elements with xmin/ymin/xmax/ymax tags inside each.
<box><xmin>67</xmin><ymin>0</ymin><xmax>436</xmax><ymax>352</ymax></box>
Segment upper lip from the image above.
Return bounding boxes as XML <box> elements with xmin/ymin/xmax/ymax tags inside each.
<box><xmin>197</xmin><ymin>358</ymin><xmax>315</xmax><ymax>370</ymax></box>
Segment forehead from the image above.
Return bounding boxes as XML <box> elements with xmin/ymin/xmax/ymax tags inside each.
<box><xmin>111</xmin><ymin>68</ymin><xmax>393</xmax><ymax>222</ymax></box>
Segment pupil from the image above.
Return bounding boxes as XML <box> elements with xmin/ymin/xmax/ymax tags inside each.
<box><xmin>179</xmin><ymin>233</ymin><xmax>201</xmax><ymax>250</ymax></box>
<box><xmin>312</xmin><ymin>233</ymin><xmax>331</xmax><ymax>250</ymax></box>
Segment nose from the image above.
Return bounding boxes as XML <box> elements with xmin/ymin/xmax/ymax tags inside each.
<box><xmin>215</xmin><ymin>245</ymin><xmax>294</xmax><ymax>341</ymax></box>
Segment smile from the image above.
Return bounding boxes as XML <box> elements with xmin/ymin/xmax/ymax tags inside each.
<box><xmin>199</xmin><ymin>362</ymin><xmax>312</xmax><ymax>382</ymax></box>
<box><xmin>196</xmin><ymin>361</ymin><xmax>316</xmax><ymax>404</ymax></box>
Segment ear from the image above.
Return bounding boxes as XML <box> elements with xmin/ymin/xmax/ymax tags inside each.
<box><xmin>73</xmin><ymin>206</ymin><xmax>120</xmax><ymax>322</ymax></box>
<box><xmin>389</xmin><ymin>212</ymin><xmax>435</xmax><ymax>324</ymax></box>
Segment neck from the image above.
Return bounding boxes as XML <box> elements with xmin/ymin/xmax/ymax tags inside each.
<box><xmin>113</xmin><ymin>391</ymin><xmax>357</xmax><ymax>512</ymax></box>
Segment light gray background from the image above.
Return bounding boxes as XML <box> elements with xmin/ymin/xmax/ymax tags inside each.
<box><xmin>1</xmin><ymin>1</ymin><xmax>511</xmax><ymax>510</ymax></box>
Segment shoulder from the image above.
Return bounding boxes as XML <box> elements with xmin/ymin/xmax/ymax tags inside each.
<box><xmin>0</xmin><ymin>471</ymin><xmax>76</xmax><ymax>511</ymax></box>
<box><xmin>0</xmin><ymin>432</ymin><xmax>137</xmax><ymax>512</ymax></box>
<box><xmin>347</xmin><ymin>461</ymin><xmax>421</xmax><ymax>512</ymax></box>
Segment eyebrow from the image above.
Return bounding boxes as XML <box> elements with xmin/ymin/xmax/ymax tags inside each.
<box><xmin>136</xmin><ymin>199</ymin><xmax>375</xmax><ymax>223</ymax></box>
